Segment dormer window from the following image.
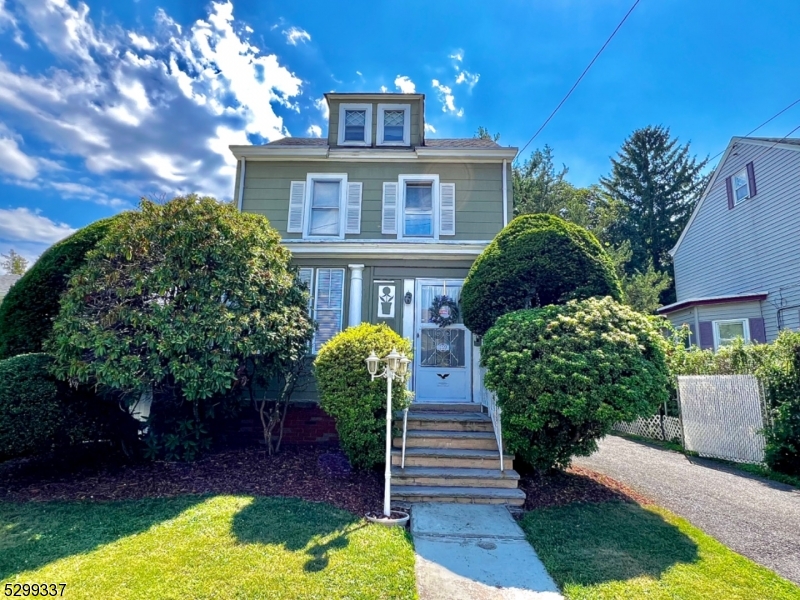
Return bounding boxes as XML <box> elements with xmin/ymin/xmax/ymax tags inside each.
<box><xmin>338</xmin><ymin>103</ymin><xmax>371</xmax><ymax>146</ymax></box>
<box><xmin>377</xmin><ymin>104</ymin><xmax>411</xmax><ymax>146</ymax></box>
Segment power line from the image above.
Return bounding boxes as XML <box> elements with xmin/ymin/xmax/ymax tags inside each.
<box><xmin>708</xmin><ymin>95</ymin><xmax>800</xmax><ymax>162</ymax></box>
<box><xmin>516</xmin><ymin>0</ymin><xmax>641</xmax><ymax>161</ymax></box>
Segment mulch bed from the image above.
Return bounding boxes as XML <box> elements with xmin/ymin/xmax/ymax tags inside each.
<box><xmin>0</xmin><ymin>445</ymin><xmax>382</xmax><ymax>515</ymax></box>
<box><xmin>519</xmin><ymin>465</ymin><xmax>653</xmax><ymax>510</ymax></box>
<box><xmin>1</xmin><ymin>444</ymin><xmax>650</xmax><ymax>515</ymax></box>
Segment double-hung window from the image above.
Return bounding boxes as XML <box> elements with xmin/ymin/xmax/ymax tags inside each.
<box><xmin>298</xmin><ymin>267</ymin><xmax>346</xmax><ymax>354</ymax></box>
<box><xmin>377</xmin><ymin>104</ymin><xmax>410</xmax><ymax>146</ymax></box>
<box><xmin>338</xmin><ymin>104</ymin><xmax>372</xmax><ymax>146</ymax></box>
<box><xmin>287</xmin><ymin>174</ymin><xmax>362</xmax><ymax>239</ymax></box>
<box><xmin>732</xmin><ymin>168</ymin><xmax>750</xmax><ymax>205</ymax></box>
<box><xmin>382</xmin><ymin>174</ymin><xmax>455</xmax><ymax>239</ymax></box>
<box><xmin>404</xmin><ymin>182</ymin><xmax>434</xmax><ymax>237</ymax></box>
<box><xmin>713</xmin><ymin>319</ymin><xmax>750</xmax><ymax>350</ymax></box>
<box><xmin>308</xmin><ymin>179</ymin><xmax>342</xmax><ymax>236</ymax></box>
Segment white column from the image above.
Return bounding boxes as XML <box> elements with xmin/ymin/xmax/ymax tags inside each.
<box><xmin>348</xmin><ymin>264</ymin><xmax>365</xmax><ymax>327</ymax></box>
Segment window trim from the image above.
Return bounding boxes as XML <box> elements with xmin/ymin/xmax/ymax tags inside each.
<box><xmin>337</xmin><ymin>103</ymin><xmax>372</xmax><ymax>146</ymax></box>
<box><xmin>732</xmin><ymin>167</ymin><xmax>750</xmax><ymax>206</ymax></box>
<box><xmin>303</xmin><ymin>173</ymin><xmax>348</xmax><ymax>240</ymax></box>
<box><xmin>377</xmin><ymin>103</ymin><xmax>411</xmax><ymax>146</ymax></box>
<box><xmin>398</xmin><ymin>174</ymin><xmax>440</xmax><ymax>241</ymax></box>
<box><xmin>713</xmin><ymin>318</ymin><xmax>750</xmax><ymax>350</ymax></box>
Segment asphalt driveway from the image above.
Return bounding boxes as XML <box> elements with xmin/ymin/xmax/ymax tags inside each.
<box><xmin>574</xmin><ymin>435</ymin><xmax>800</xmax><ymax>585</ymax></box>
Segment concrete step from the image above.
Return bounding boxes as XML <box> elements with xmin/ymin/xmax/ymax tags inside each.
<box><xmin>391</xmin><ymin>466</ymin><xmax>520</xmax><ymax>489</ymax></box>
<box><xmin>403</xmin><ymin>412</ymin><xmax>494</xmax><ymax>433</ymax></box>
<box><xmin>409</xmin><ymin>402</ymin><xmax>483</xmax><ymax>413</ymax></box>
<box><xmin>392</xmin><ymin>448</ymin><xmax>513</xmax><ymax>470</ymax></box>
<box><xmin>392</xmin><ymin>485</ymin><xmax>526</xmax><ymax>506</ymax></box>
<box><xmin>393</xmin><ymin>430</ymin><xmax>498</xmax><ymax>451</ymax></box>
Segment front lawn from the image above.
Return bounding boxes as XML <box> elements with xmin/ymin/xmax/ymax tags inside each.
<box><xmin>1</xmin><ymin>495</ymin><xmax>417</xmax><ymax>600</ymax></box>
<box><xmin>521</xmin><ymin>500</ymin><xmax>799</xmax><ymax>600</ymax></box>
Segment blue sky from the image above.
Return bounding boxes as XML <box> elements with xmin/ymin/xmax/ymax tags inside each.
<box><xmin>1</xmin><ymin>0</ymin><xmax>799</xmax><ymax>261</ymax></box>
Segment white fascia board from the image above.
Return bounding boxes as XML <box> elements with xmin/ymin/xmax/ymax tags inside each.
<box><xmin>283</xmin><ymin>240</ymin><xmax>488</xmax><ymax>260</ymax></box>
<box><xmin>326</xmin><ymin>93</ymin><xmax>424</xmax><ymax>102</ymax></box>
<box><xmin>415</xmin><ymin>147</ymin><xmax>518</xmax><ymax>161</ymax></box>
<box><xmin>229</xmin><ymin>145</ymin><xmax>328</xmax><ymax>159</ymax></box>
<box><xmin>734</xmin><ymin>138</ymin><xmax>800</xmax><ymax>153</ymax></box>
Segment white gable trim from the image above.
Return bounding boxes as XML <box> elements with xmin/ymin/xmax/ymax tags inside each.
<box><xmin>669</xmin><ymin>137</ymin><xmax>800</xmax><ymax>258</ymax></box>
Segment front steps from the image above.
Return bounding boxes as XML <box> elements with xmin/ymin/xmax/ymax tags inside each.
<box><xmin>391</xmin><ymin>403</ymin><xmax>525</xmax><ymax>507</ymax></box>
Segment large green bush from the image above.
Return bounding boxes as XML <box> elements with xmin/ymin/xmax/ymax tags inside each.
<box><xmin>667</xmin><ymin>330</ymin><xmax>800</xmax><ymax>476</ymax></box>
<box><xmin>461</xmin><ymin>214</ymin><xmax>622</xmax><ymax>337</ymax></box>
<box><xmin>0</xmin><ymin>215</ymin><xmax>125</xmax><ymax>360</ymax></box>
<box><xmin>482</xmin><ymin>297</ymin><xmax>669</xmax><ymax>472</ymax></box>
<box><xmin>314</xmin><ymin>323</ymin><xmax>412</xmax><ymax>470</ymax></box>
<box><xmin>48</xmin><ymin>196</ymin><xmax>313</xmax><ymax>460</ymax></box>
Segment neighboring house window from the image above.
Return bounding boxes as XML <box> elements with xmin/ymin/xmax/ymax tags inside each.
<box><xmin>377</xmin><ymin>104</ymin><xmax>411</xmax><ymax>146</ymax></box>
<box><xmin>713</xmin><ymin>319</ymin><xmax>750</xmax><ymax>349</ymax></box>
<box><xmin>298</xmin><ymin>267</ymin><xmax>345</xmax><ymax>354</ymax></box>
<box><xmin>338</xmin><ymin>104</ymin><xmax>372</xmax><ymax>145</ymax></box>
<box><xmin>732</xmin><ymin>168</ymin><xmax>750</xmax><ymax>205</ymax></box>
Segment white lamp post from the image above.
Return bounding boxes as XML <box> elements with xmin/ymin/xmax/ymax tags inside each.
<box><xmin>366</xmin><ymin>347</ymin><xmax>410</xmax><ymax>517</ymax></box>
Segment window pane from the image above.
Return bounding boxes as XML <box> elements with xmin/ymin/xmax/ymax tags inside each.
<box><xmin>420</xmin><ymin>283</ymin><xmax>462</xmax><ymax>323</ymax></box>
<box><xmin>405</xmin><ymin>214</ymin><xmax>433</xmax><ymax>237</ymax></box>
<box><xmin>313</xmin><ymin>181</ymin><xmax>340</xmax><ymax>207</ymax></box>
<box><xmin>310</xmin><ymin>209</ymin><xmax>339</xmax><ymax>235</ymax></box>
<box><xmin>735</xmin><ymin>185</ymin><xmax>749</xmax><ymax>202</ymax></box>
<box><xmin>383</xmin><ymin>110</ymin><xmax>404</xmax><ymax>141</ymax></box>
<box><xmin>406</xmin><ymin>183</ymin><xmax>432</xmax><ymax>210</ymax></box>
<box><xmin>420</xmin><ymin>329</ymin><xmax>465</xmax><ymax>368</ymax></box>
<box><xmin>344</xmin><ymin>110</ymin><xmax>366</xmax><ymax>142</ymax></box>
<box><xmin>718</xmin><ymin>322</ymin><xmax>745</xmax><ymax>346</ymax></box>
<box><xmin>733</xmin><ymin>173</ymin><xmax>748</xmax><ymax>189</ymax></box>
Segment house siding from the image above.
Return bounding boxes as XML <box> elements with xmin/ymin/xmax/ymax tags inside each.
<box><xmin>241</xmin><ymin>160</ymin><xmax>505</xmax><ymax>241</ymax></box>
<box><xmin>672</xmin><ymin>140</ymin><xmax>800</xmax><ymax>342</ymax></box>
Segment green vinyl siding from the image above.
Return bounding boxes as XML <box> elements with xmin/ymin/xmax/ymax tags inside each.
<box><xmin>327</xmin><ymin>98</ymin><xmax>423</xmax><ymax>147</ymax></box>
<box><xmin>242</xmin><ymin>160</ymin><xmax>505</xmax><ymax>240</ymax></box>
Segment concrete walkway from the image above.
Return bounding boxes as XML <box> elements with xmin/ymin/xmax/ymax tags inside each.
<box><xmin>410</xmin><ymin>503</ymin><xmax>562</xmax><ymax>599</ymax></box>
<box><xmin>575</xmin><ymin>435</ymin><xmax>800</xmax><ymax>585</ymax></box>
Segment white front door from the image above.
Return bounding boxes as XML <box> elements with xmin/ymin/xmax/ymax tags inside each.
<box><xmin>414</xmin><ymin>279</ymin><xmax>472</xmax><ymax>403</ymax></box>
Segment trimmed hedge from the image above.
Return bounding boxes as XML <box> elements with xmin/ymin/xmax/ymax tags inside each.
<box><xmin>0</xmin><ymin>215</ymin><xmax>125</xmax><ymax>359</ymax></box>
<box><xmin>461</xmin><ymin>214</ymin><xmax>622</xmax><ymax>337</ymax></box>
<box><xmin>482</xmin><ymin>297</ymin><xmax>670</xmax><ymax>472</ymax></box>
<box><xmin>314</xmin><ymin>323</ymin><xmax>412</xmax><ymax>470</ymax></box>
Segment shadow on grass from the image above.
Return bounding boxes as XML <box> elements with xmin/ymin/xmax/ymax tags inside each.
<box><xmin>521</xmin><ymin>500</ymin><xmax>699</xmax><ymax>587</ymax></box>
<box><xmin>231</xmin><ymin>496</ymin><xmax>366</xmax><ymax>572</ymax></box>
<box><xmin>0</xmin><ymin>496</ymin><xmax>202</xmax><ymax>581</ymax></box>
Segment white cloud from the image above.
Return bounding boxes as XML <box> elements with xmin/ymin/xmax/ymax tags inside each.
<box><xmin>0</xmin><ymin>136</ymin><xmax>38</xmax><ymax>179</ymax></box>
<box><xmin>283</xmin><ymin>26</ymin><xmax>310</xmax><ymax>46</ymax></box>
<box><xmin>394</xmin><ymin>75</ymin><xmax>416</xmax><ymax>93</ymax></box>
<box><xmin>314</xmin><ymin>96</ymin><xmax>329</xmax><ymax>120</ymax></box>
<box><xmin>307</xmin><ymin>124</ymin><xmax>322</xmax><ymax>138</ymax></box>
<box><xmin>455</xmin><ymin>70</ymin><xmax>480</xmax><ymax>89</ymax></box>
<box><xmin>424</xmin><ymin>123</ymin><xmax>436</xmax><ymax>134</ymax></box>
<box><xmin>0</xmin><ymin>0</ymin><xmax>304</xmax><ymax>201</ymax></box>
<box><xmin>449</xmin><ymin>50</ymin><xmax>464</xmax><ymax>62</ymax></box>
<box><xmin>380</xmin><ymin>85</ymin><xmax>388</xmax><ymax>93</ymax></box>
<box><xmin>0</xmin><ymin>207</ymin><xmax>76</xmax><ymax>245</ymax></box>
<box><xmin>432</xmin><ymin>79</ymin><xmax>463</xmax><ymax>117</ymax></box>
<box><xmin>0</xmin><ymin>0</ymin><xmax>26</xmax><ymax>48</ymax></box>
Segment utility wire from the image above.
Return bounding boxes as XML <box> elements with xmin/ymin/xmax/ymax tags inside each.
<box><xmin>516</xmin><ymin>0</ymin><xmax>642</xmax><ymax>161</ymax></box>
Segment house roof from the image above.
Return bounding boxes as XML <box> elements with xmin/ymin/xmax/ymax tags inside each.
<box><xmin>669</xmin><ymin>136</ymin><xmax>800</xmax><ymax>258</ymax></box>
<box><xmin>657</xmin><ymin>292</ymin><xmax>768</xmax><ymax>315</ymax></box>
<box><xmin>263</xmin><ymin>137</ymin><xmax>504</xmax><ymax>149</ymax></box>
<box><xmin>0</xmin><ymin>274</ymin><xmax>21</xmax><ymax>297</ymax></box>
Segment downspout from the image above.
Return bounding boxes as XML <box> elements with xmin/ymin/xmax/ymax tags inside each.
<box><xmin>502</xmin><ymin>159</ymin><xmax>508</xmax><ymax>227</ymax></box>
<box><xmin>693</xmin><ymin>306</ymin><xmax>700</xmax><ymax>347</ymax></box>
<box><xmin>237</xmin><ymin>158</ymin><xmax>246</xmax><ymax>211</ymax></box>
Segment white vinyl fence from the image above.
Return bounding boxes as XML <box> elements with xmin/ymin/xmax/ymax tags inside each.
<box><xmin>614</xmin><ymin>414</ymin><xmax>682</xmax><ymax>441</ymax></box>
<box><xmin>677</xmin><ymin>375</ymin><xmax>768</xmax><ymax>464</ymax></box>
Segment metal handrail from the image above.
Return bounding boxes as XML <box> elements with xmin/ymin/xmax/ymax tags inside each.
<box><xmin>487</xmin><ymin>391</ymin><xmax>504</xmax><ymax>472</ymax></box>
<box><xmin>401</xmin><ymin>407</ymin><xmax>409</xmax><ymax>469</ymax></box>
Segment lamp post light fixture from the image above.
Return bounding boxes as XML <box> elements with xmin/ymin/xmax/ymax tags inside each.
<box><xmin>366</xmin><ymin>347</ymin><xmax>410</xmax><ymax>518</ymax></box>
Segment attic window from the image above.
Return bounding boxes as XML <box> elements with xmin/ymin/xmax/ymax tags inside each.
<box><xmin>338</xmin><ymin>104</ymin><xmax>372</xmax><ymax>146</ymax></box>
<box><xmin>377</xmin><ymin>104</ymin><xmax>411</xmax><ymax>146</ymax></box>
<box><xmin>732</xmin><ymin>168</ymin><xmax>750</xmax><ymax>205</ymax></box>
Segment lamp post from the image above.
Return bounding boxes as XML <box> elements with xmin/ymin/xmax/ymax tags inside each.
<box><xmin>366</xmin><ymin>347</ymin><xmax>411</xmax><ymax>517</ymax></box>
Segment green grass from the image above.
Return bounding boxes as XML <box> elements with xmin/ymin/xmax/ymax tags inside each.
<box><xmin>0</xmin><ymin>496</ymin><xmax>417</xmax><ymax>599</ymax></box>
<box><xmin>615</xmin><ymin>432</ymin><xmax>800</xmax><ymax>488</ymax></box>
<box><xmin>521</xmin><ymin>500</ymin><xmax>800</xmax><ymax>600</ymax></box>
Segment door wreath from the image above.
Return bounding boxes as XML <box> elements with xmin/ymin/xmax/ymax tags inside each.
<box><xmin>429</xmin><ymin>295</ymin><xmax>460</xmax><ymax>328</ymax></box>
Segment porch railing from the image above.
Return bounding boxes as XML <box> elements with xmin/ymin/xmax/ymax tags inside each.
<box><xmin>400</xmin><ymin>407</ymin><xmax>409</xmax><ymax>469</ymax></box>
<box><xmin>479</xmin><ymin>365</ymin><xmax>504</xmax><ymax>472</ymax></box>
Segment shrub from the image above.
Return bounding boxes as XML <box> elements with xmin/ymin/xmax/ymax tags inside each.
<box><xmin>48</xmin><ymin>196</ymin><xmax>313</xmax><ymax>460</ymax></box>
<box><xmin>0</xmin><ymin>215</ymin><xmax>126</xmax><ymax>360</ymax></box>
<box><xmin>482</xmin><ymin>297</ymin><xmax>670</xmax><ymax>472</ymax></box>
<box><xmin>461</xmin><ymin>214</ymin><xmax>622</xmax><ymax>337</ymax></box>
<box><xmin>314</xmin><ymin>323</ymin><xmax>412</xmax><ymax>470</ymax></box>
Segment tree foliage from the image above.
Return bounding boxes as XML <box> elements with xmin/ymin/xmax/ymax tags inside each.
<box><xmin>0</xmin><ymin>216</ymin><xmax>124</xmax><ymax>360</ymax></box>
<box><xmin>48</xmin><ymin>196</ymin><xmax>313</xmax><ymax>458</ymax></box>
<box><xmin>314</xmin><ymin>323</ymin><xmax>412</xmax><ymax>470</ymax></box>
<box><xmin>1</xmin><ymin>249</ymin><xmax>28</xmax><ymax>275</ymax></box>
<box><xmin>601</xmin><ymin>125</ymin><xmax>709</xmax><ymax>302</ymax></box>
<box><xmin>474</xmin><ymin>126</ymin><xmax>500</xmax><ymax>142</ymax></box>
<box><xmin>482</xmin><ymin>297</ymin><xmax>670</xmax><ymax>472</ymax></box>
<box><xmin>461</xmin><ymin>214</ymin><xmax>622</xmax><ymax>337</ymax></box>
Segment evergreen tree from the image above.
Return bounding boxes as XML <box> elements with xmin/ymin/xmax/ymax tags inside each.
<box><xmin>0</xmin><ymin>250</ymin><xmax>28</xmax><ymax>275</ymax></box>
<box><xmin>601</xmin><ymin>126</ymin><xmax>709</xmax><ymax>301</ymax></box>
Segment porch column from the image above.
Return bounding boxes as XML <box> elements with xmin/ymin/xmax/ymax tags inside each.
<box><xmin>347</xmin><ymin>264</ymin><xmax>365</xmax><ymax>327</ymax></box>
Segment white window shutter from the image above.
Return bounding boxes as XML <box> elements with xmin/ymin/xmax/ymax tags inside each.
<box><xmin>345</xmin><ymin>182</ymin><xmax>362</xmax><ymax>234</ymax></box>
<box><xmin>382</xmin><ymin>182</ymin><xmax>398</xmax><ymax>234</ymax></box>
<box><xmin>287</xmin><ymin>181</ymin><xmax>306</xmax><ymax>233</ymax></box>
<box><xmin>439</xmin><ymin>183</ymin><xmax>456</xmax><ymax>236</ymax></box>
